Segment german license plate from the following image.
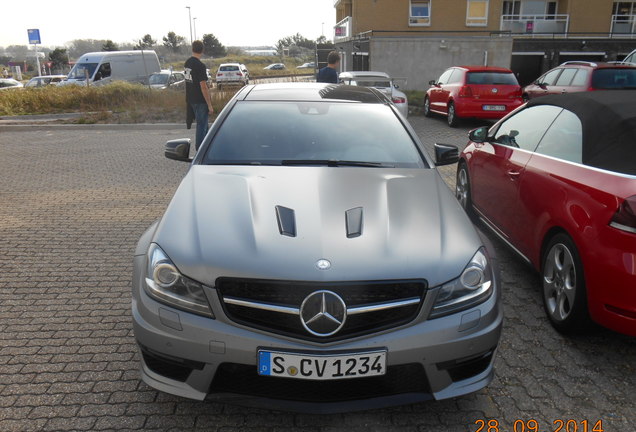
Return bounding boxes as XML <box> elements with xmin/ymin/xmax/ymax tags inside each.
<box><xmin>257</xmin><ymin>350</ymin><xmax>387</xmax><ymax>380</ymax></box>
<box><xmin>483</xmin><ymin>105</ymin><xmax>506</xmax><ymax>111</ymax></box>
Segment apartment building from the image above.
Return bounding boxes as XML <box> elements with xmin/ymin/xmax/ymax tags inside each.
<box><xmin>333</xmin><ymin>0</ymin><xmax>636</xmax><ymax>88</ymax></box>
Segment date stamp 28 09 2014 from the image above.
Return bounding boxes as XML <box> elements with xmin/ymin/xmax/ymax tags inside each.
<box><xmin>474</xmin><ymin>419</ymin><xmax>605</xmax><ymax>432</ymax></box>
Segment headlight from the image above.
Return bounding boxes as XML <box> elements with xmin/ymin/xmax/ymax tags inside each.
<box><xmin>144</xmin><ymin>243</ymin><xmax>213</xmax><ymax>318</ymax></box>
<box><xmin>429</xmin><ymin>248</ymin><xmax>493</xmax><ymax>319</ymax></box>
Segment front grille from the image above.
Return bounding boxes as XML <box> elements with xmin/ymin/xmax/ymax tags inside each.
<box><xmin>210</xmin><ymin>362</ymin><xmax>430</xmax><ymax>402</ymax></box>
<box><xmin>216</xmin><ymin>278</ymin><xmax>427</xmax><ymax>342</ymax></box>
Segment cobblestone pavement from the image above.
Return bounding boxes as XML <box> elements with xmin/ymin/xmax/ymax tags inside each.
<box><xmin>1</xmin><ymin>115</ymin><xmax>635</xmax><ymax>432</ymax></box>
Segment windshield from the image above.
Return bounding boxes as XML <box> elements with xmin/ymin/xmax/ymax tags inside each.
<box><xmin>466</xmin><ymin>72</ymin><xmax>518</xmax><ymax>85</ymax></box>
<box><xmin>68</xmin><ymin>63</ymin><xmax>98</xmax><ymax>80</ymax></box>
<box><xmin>149</xmin><ymin>74</ymin><xmax>169</xmax><ymax>85</ymax></box>
<box><xmin>592</xmin><ymin>69</ymin><xmax>636</xmax><ymax>89</ymax></box>
<box><xmin>203</xmin><ymin>102</ymin><xmax>425</xmax><ymax>168</ymax></box>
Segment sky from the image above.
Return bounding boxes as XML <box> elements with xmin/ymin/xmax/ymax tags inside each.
<box><xmin>1</xmin><ymin>0</ymin><xmax>336</xmax><ymax>49</ymax></box>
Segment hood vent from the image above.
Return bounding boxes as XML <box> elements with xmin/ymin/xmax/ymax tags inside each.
<box><xmin>346</xmin><ymin>207</ymin><xmax>364</xmax><ymax>238</ymax></box>
<box><xmin>275</xmin><ymin>206</ymin><xmax>297</xmax><ymax>237</ymax></box>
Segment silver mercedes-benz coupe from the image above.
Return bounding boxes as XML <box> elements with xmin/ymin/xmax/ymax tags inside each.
<box><xmin>132</xmin><ymin>83</ymin><xmax>503</xmax><ymax>413</ymax></box>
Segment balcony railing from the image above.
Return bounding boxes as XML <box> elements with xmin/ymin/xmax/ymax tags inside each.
<box><xmin>334</xmin><ymin>16</ymin><xmax>352</xmax><ymax>41</ymax></box>
<box><xmin>611</xmin><ymin>15</ymin><xmax>636</xmax><ymax>36</ymax></box>
<box><xmin>500</xmin><ymin>14</ymin><xmax>569</xmax><ymax>36</ymax></box>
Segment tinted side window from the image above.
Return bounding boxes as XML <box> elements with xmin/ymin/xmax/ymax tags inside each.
<box><xmin>493</xmin><ymin>105</ymin><xmax>563</xmax><ymax>151</ymax></box>
<box><xmin>437</xmin><ymin>69</ymin><xmax>454</xmax><ymax>84</ymax></box>
<box><xmin>541</xmin><ymin>69</ymin><xmax>562</xmax><ymax>85</ymax></box>
<box><xmin>534</xmin><ymin>109</ymin><xmax>582</xmax><ymax>163</ymax></box>
<box><xmin>555</xmin><ymin>68</ymin><xmax>577</xmax><ymax>86</ymax></box>
<box><xmin>570</xmin><ymin>69</ymin><xmax>589</xmax><ymax>86</ymax></box>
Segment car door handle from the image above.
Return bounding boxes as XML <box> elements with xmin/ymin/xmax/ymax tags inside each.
<box><xmin>507</xmin><ymin>170</ymin><xmax>521</xmax><ymax>180</ymax></box>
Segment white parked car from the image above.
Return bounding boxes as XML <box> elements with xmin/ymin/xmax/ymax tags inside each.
<box><xmin>0</xmin><ymin>78</ymin><xmax>23</xmax><ymax>90</ymax></box>
<box><xmin>216</xmin><ymin>63</ymin><xmax>249</xmax><ymax>89</ymax></box>
<box><xmin>339</xmin><ymin>71</ymin><xmax>409</xmax><ymax>118</ymax></box>
<box><xmin>25</xmin><ymin>75</ymin><xmax>67</xmax><ymax>87</ymax></box>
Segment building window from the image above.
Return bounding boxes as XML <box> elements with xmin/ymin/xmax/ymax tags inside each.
<box><xmin>466</xmin><ymin>0</ymin><xmax>489</xmax><ymax>26</ymax></box>
<box><xmin>410</xmin><ymin>0</ymin><xmax>431</xmax><ymax>26</ymax></box>
<box><xmin>502</xmin><ymin>0</ymin><xmax>520</xmax><ymax>17</ymax></box>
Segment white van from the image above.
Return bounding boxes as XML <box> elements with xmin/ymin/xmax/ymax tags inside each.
<box><xmin>61</xmin><ymin>50</ymin><xmax>161</xmax><ymax>86</ymax></box>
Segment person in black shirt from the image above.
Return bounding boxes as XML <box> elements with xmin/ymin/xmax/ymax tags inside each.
<box><xmin>317</xmin><ymin>51</ymin><xmax>340</xmax><ymax>84</ymax></box>
<box><xmin>185</xmin><ymin>40</ymin><xmax>214</xmax><ymax>150</ymax></box>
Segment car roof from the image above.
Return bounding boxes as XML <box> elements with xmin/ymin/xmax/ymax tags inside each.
<box><xmin>240</xmin><ymin>83</ymin><xmax>388</xmax><ymax>104</ymax></box>
<box><xmin>557</xmin><ymin>61</ymin><xmax>636</xmax><ymax>69</ymax></box>
<box><xmin>339</xmin><ymin>71</ymin><xmax>391</xmax><ymax>79</ymax></box>
<box><xmin>28</xmin><ymin>75</ymin><xmax>66</xmax><ymax>80</ymax></box>
<box><xmin>454</xmin><ymin>66</ymin><xmax>513</xmax><ymax>73</ymax></box>
<box><xmin>526</xmin><ymin>90</ymin><xmax>636</xmax><ymax>175</ymax></box>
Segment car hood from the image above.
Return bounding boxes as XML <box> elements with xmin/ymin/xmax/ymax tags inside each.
<box><xmin>153</xmin><ymin>166</ymin><xmax>482</xmax><ymax>287</ymax></box>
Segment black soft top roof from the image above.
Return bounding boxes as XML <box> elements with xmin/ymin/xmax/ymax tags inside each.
<box><xmin>527</xmin><ymin>90</ymin><xmax>636</xmax><ymax>175</ymax></box>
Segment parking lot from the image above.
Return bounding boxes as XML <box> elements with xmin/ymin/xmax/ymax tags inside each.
<box><xmin>1</xmin><ymin>115</ymin><xmax>634</xmax><ymax>432</ymax></box>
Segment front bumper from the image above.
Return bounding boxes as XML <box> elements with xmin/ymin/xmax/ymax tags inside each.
<box><xmin>132</xmin><ymin>255</ymin><xmax>503</xmax><ymax>412</ymax></box>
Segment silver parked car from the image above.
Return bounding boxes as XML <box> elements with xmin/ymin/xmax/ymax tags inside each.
<box><xmin>148</xmin><ymin>70</ymin><xmax>186</xmax><ymax>90</ymax></box>
<box><xmin>339</xmin><ymin>71</ymin><xmax>409</xmax><ymax>118</ymax></box>
<box><xmin>132</xmin><ymin>83</ymin><xmax>502</xmax><ymax>412</ymax></box>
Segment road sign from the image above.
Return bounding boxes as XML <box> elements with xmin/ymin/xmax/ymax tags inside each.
<box><xmin>28</xmin><ymin>29</ymin><xmax>41</xmax><ymax>45</ymax></box>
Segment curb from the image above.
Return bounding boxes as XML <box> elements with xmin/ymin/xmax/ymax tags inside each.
<box><xmin>0</xmin><ymin>123</ymin><xmax>187</xmax><ymax>131</ymax></box>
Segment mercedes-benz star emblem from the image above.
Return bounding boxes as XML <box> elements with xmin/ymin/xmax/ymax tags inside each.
<box><xmin>316</xmin><ymin>259</ymin><xmax>331</xmax><ymax>270</ymax></box>
<box><xmin>491</xmin><ymin>88</ymin><xmax>498</xmax><ymax>93</ymax></box>
<box><xmin>300</xmin><ymin>290</ymin><xmax>347</xmax><ymax>337</ymax></box>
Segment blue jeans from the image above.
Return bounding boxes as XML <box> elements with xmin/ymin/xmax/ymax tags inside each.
<box><xmin>192</xmin><ymin>103</ymin><xmax>209</xmax><ymax>150</ymax></box>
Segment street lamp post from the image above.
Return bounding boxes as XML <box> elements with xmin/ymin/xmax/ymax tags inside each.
<box><xmin>186</xmin><ymin>6</ymin><xmax>193</xmax><ymax>46</ymax></box>
<box><xmin>193</xmin><ymin>17</ymin><xmax>197</xmax><ymax>41</ymax></box>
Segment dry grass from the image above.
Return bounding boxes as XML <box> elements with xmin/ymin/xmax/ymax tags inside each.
<box><xmin>0</xmin><ymin>82</ymin><xmax>237</xmax><ymax>123</ymax></box>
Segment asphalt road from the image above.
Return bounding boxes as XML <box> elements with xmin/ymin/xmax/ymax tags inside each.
<box><xmin>0</xmin><ymin>115</ymin><xmax>634</xmax><ymax>432</ymax></box>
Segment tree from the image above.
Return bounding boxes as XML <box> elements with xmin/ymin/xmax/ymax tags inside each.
<box><xmin>202</xmin><ymin>33</ymin><xmax>226</xmax><ymax>58</ymax></box>
<box><xmin>134</xmin><ymin>34</ymin><xmax>156</xmax><ymax>50</ymax></box>
<box><xmin>163</xmin><ymin>32</ymin><xmax>185</xmax><ymax>53</ymax></box>
<box><xmin>48</xmin><ymin>48</ymin><xmax>69</xmax><ymax>72</ymax></box>
<box><xmin>68</xmin><ymin>39</ymin><xmax>107</xmax><ymax>58</ymax></box>
<box><xmin>102</xmin><ymin>40</ymin><xmax>119</xmax><ymax>51</ymax></box>
<box><xmin>276</xmin><ymin>33</ymin><xmax>316</xmax><ymax>57</ymax></box>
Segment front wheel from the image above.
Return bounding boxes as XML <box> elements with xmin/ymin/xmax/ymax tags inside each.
<box><xmin>447</xmin><ymin>102</ymin><xmax>459</xmax><ymax>127</ymax></box>
<box><xmin>456</xmin><ymin>163</ymin><xmax>475</xmax><ymax>220</ymax></box>
<box><xmin>542</xmin><ymin>233</ymin><xmax>591</xmax><ymax>334</ymax></box>
<box><xmin>423</xmin><ymin>96</ymin><xmax>432</xmax><ymax>117</ymax></box>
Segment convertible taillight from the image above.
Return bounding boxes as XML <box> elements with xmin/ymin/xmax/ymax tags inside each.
<box><xmin>392</xmin><ymin>96</ymin><xmax>406</xmax><ymax>104</ymax></box>
<box><xmin>459</xmin><ymin>85</ymin><xmax>473</xmax><ymax>98</ymax></box>
<box><xmin>610</xmin><ymin>195</ymin><xmax>636</xmax><ymax>234</ymax></box>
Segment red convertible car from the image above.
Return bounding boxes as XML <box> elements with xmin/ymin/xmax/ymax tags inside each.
<box><xmin>457</xmin><ymin>91</ymin><xmax>636</xmax><ymax>336</ymax></box>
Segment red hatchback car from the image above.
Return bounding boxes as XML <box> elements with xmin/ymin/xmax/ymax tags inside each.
<box><xmin>523</xmin><ymin>61</ymin><xmax>636</xmax><ymax>101</ymax></box>
<box><xmin>425</xmin><ymin>66</ymin><xmax>523</xmax><ymax>127</ymax></box>
<box><xmin>457</xmin><ymin>91</ymin><xmax>636</xmax><ymax>336</ymax></box>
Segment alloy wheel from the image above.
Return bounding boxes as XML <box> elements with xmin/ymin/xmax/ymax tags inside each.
<box><xmin>456</xmin><ymin>167</ymin><xmax>469</xmax><ymax>209</ymax></box>
<box><xmin>543</xmin><ymin>243</ymin><xmax>577</xmax><ymax>322</ymax></box>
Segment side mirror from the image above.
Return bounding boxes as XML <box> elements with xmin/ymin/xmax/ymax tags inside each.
<box><xmin>468</xmin><ymin>126</ymin><xmax>490</xmax><ymax>144</ymax></box>
<box><xmin>429</xmin><ymin>79</ymin><xmax>437</xmax><ymax>86</ymax></box>
<box><xmin>165</xmin><ymin>138</ymin><xmax>192</xmax><ymax>162</ymax></box>
<box><xmin>538</xmin><ymin>82</ymin><xmax>547</xmax><ymax>89</ymax></box>
<box><xmin>434</xmin><ymin>143</ymin><xmax>459</xmax><ymax>166</ymax></box>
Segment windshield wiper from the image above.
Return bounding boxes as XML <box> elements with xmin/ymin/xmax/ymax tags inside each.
<box><xmin>281</xmin><ymin>159</ymin><xmax>394</xmax><ymax>168</ymax></box>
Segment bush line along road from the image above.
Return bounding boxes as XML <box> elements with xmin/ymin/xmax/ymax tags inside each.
<box><xmin>0</xmin><ymin>115</ymin><xmax>634</xmax><ymax>431</ymax></box>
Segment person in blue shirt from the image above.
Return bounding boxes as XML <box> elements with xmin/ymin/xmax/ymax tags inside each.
<box><xmin>317</xmin><ymin>51</ymin><xmax>340</xmax><ymax>84</ymax></box>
